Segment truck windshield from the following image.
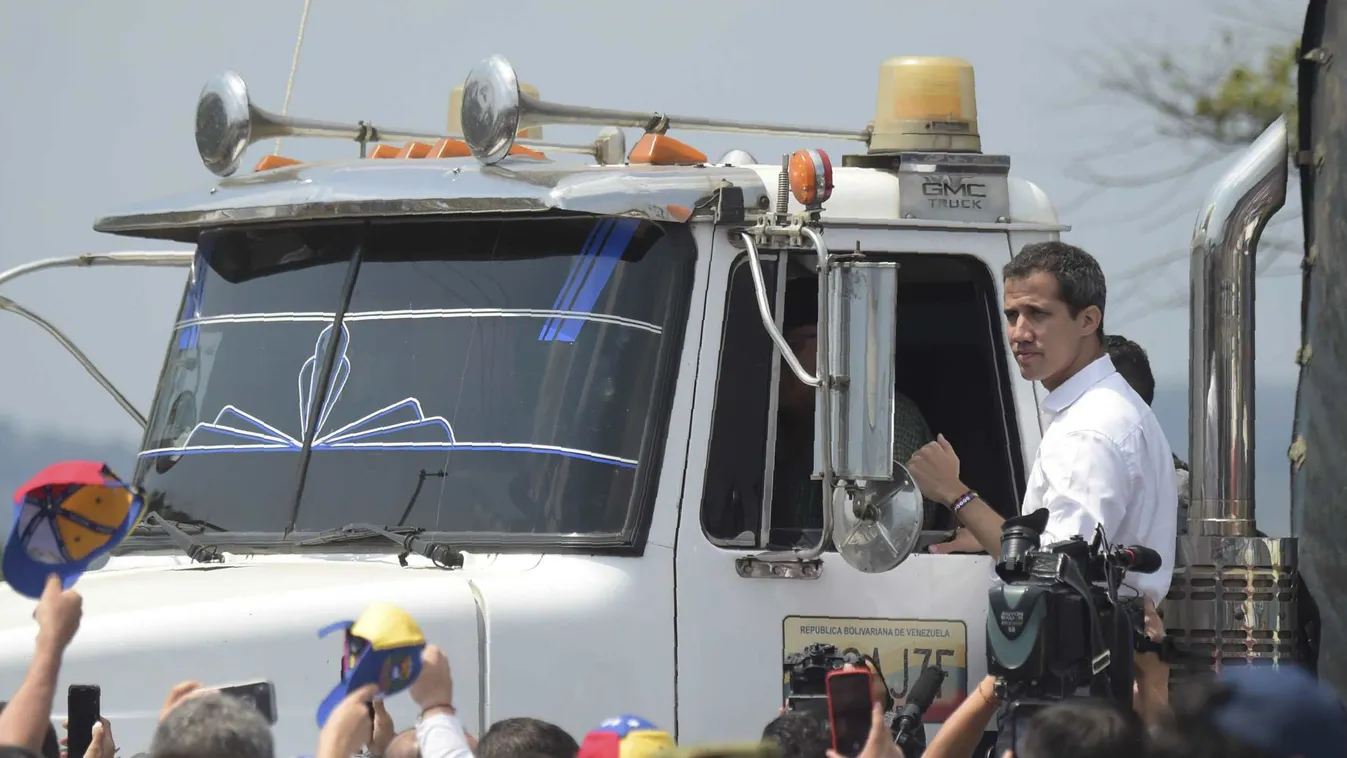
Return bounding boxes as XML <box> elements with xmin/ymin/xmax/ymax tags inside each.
<box><xmin>134</xmin><ymin>216</ymin><xmax>694</xmax><ymax>545</ymax></box>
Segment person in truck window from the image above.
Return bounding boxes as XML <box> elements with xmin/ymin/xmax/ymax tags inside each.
<box><xmin>1103</xmin><ymin>334</ymin><xmax>1192</xmax><ymax>535</ymax></box>
<box><xmin>905</xmin><ymin>241</ymin><xmax>1179</xmax><ymax>744</ymax></box>
<box><xmin>771</xmin><ymin>275</ymin><xmax>946</xmax><ymax>546</ymax></box>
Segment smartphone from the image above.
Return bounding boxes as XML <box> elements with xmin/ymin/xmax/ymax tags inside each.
<box><xmin>214</xmin><ymin>680</ymin><xmax>277</xmax><ymax>725</ymax></box>
<box><xmin>826</xmin><ymin>669</ymin><xmax>874</xmax><ymax>758</ymax></box>
<box><xmin>67</xmin><ymin>685</ymin><xmax>101</xmax><ymax>758</ymax></box>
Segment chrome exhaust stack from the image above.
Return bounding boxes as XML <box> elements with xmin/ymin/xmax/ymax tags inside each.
<box><xmin>1164</xmin><ymin>117</ymin><xmax>1301</xmax><ymax>675</ymax></box>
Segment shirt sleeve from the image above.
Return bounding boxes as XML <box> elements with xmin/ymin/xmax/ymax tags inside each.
<box><xmin>416</xmin><ymin>712</ymin><xmax>475</xmax><ymax>758</ymax></box>
<box><xmin>1034</xmin><ymin>429</ymin><xmax>1132</xmax><ymax>548</ymax></box>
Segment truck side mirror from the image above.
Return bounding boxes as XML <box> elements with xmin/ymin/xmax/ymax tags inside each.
<box><xmin>817</xmin><ymin>260</ymin><xmax>922</xmax><ymax>573</ymax></box>
<box><xmin>814</xmin><ymin>260</ymin><xmax>900</xmax><ymax>482</ymax></box>
<box><xmin>833</xmin><ymin>462</ymin><xmax>925</xmax><ymax>573</ymax></box>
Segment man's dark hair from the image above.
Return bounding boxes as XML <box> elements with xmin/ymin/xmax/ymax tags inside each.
<box><xmin>1018</xmin><ymin>699</ymin><xmax>1146</xmax><ymax>758</ymax></box>
<box><xmin>0</xmin><ymin>701</ymin><xmax>60</xmax><ymax>758</ymax></box>
<box><xmin>762</xmin><ymin>711</ymin><xmax>829</xmax><ymax>758</ymax></box>
<box><xmin>1003</xmin><ymin>241</ymin><xmax>1108</xmax><ymax>337</ymax></box>
<box><xmin>149</xmin><ymin>693</ymin><xmax>273</xmax><ymax>758</ymax></box>
<box><xmin>475</xmin><ymin>717</ymin><xmax>578</xmax><ymax>758</ymax></box>
<box><xmin>1103</xmin><ymin>334</ymin><xmax>1155</xmax><ymax>406</ymax></box>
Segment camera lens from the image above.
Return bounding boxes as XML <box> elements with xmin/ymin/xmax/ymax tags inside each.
<box><xmin>1000</xmin><ymin>524</ymin><xmax>1041</xmax><ymax>565</ymax></box>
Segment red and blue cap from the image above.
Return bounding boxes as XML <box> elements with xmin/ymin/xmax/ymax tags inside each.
<box><xmin>316</xmin><ymin>602</ymin><xmax>426</xmax><ymax>727</ymax></box>
<box><xmin>2</xmin><ymin>461</ymin><xmax>146</xmax><ymax>599</ymax></box>
<box><xmin>577</xmin><ymin>715</ymin><xmax>675</xmax><ymax>758</ymax></box>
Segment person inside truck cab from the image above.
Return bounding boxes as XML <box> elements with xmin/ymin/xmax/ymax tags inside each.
<box><xmin>771</xmin><ymin>276</ymin><xmax>949</xmax><ymax>545</ymax></box>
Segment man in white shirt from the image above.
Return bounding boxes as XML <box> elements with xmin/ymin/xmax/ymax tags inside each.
<box><xmin>906</xmin><ymin>241</ymin><xmax>1178</xmax><ymax>722</ymax></box>
<box><xmin>908</xmin><ymin>240</ymin><xmax>1177</xmax><ymax>603</ymax></box>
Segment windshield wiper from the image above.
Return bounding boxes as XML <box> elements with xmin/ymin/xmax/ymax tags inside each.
<box><xmin>137</xmin><ymin>512</ymin><xmax>225</xmax><ymax>564</ymax></box>
<box><xmin>295</xmin><ymin>523</ymin><xmax>464</xmax><ymax>569</ymax></box>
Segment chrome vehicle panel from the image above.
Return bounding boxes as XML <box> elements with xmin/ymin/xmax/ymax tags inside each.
<box><xmin>94</xmin><ymin>159</ymin><xmax>773</xmax><ymax>241</ymax></box>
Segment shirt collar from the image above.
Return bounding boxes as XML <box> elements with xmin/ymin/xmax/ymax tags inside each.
<box><xmin>1041</xmin><ymin>354</ymin><xmax>1116</xmax><ymax>414</ymax></box>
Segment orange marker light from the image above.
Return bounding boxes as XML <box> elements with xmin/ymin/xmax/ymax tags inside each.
<box><xmin>253</xmin><ymin>155</ymin><xmax>303</xmax><ymax>172</ymax></box>
<box><xmin>629</xmin><ymin>134</ymin><xmax>707</xmax><ymax>166</ymax></box>
<box><xmin>789</xmin><ymin>149</ymin><xmax>834</xmax><ymax>207</ymax></box>
<box><xmin>396</xmin><ymin>141</ymin><xmax>433</xmax><ymax>159</ymax></box>
<box><xmin>428</xmin><ymin>139</ymin><xmax>472</xmax><ymax>159</ymax></box>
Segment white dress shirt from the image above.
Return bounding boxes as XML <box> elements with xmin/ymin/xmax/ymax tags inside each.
<box><xmin>1021</xmin><ymin>354</ymin><xmax>1178</xmax><ymax>606</ymax></box>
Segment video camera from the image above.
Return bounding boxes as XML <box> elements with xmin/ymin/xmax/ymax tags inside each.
<box><xmin>783</xmin><ymin>643</ymin><xmax>863</xmax><ymax>716</ymax></box>
<box><xmin>985</xmin><ymin>507</ymin><xmax>1163</xmax><ymax>713</ymax></box>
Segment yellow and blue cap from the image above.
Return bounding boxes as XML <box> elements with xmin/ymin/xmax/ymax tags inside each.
<box><xmin>2</xmin><ymin>461</ymin><xmax>146</xmax><ymax>599</ymax></box>
<box><xmin>316</xmin><ymin>602</ymin><xmax>426</xmax><ymax>727</ymax></box>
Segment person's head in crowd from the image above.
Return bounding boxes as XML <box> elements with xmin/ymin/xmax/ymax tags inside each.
<box><xmin>1002</xmin><ymin>241</ymin><xmax>1108</xmax><ymax>391</ymax></box>
<box><xmin>576</xmin><ymin>715</ymin><xmax>672</xmax><ymax>758</ymax></box>
<box><xmin>1149</xmin><ymin>665</ymin><xmax>1347</xmax><ymax>758</ymax></box>
<box><xmin>476</xmin><ymin>717</ymin><xmax>578</xmax><ymax>758</ymax></box>
<box><xmin>0</xmin><ymin>703</ymin><xmax>58</xmax><ymax>758</ymax></box>
<box><xmin>761</xmin><ymin>710</ymin><xmax>829</xmax><ymax>758</ymax></box>
<box><xmin>1013</xmin><ymin>698</ymin><xmax>1145</xmax><ymax>758</ymax></box>
<box><xmin>1103</xmin><ymin>334</ymin><xmax>1156</xmax><ymax>406</ymax></box>
<box><xmin>148</xmin><ymin>692</ymin><xmax>273</xmax><ymax>758</ymax></box>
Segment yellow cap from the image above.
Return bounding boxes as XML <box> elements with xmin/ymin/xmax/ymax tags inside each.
<box><xmin>350</xmin><ymin>602</ymin><xmax>426</xmax><ymax>651</ymax></box>
<box><xmin>869</xmin><ymin>56</ymin><xmax>980</xmax><ymax>153</ymax></box>
<box><xmin>450</xmin><ymin>82</ymin><xmax>543</xmax><ymax>139</ymax></box>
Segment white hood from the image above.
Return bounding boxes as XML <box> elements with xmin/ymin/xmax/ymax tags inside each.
<box><xmin>0</xmin><ymin>547</ymin><xmax>677</xmax><ymax>758</ymax></box>
<box><xmin>0</xmin><ymin>553</ymin><xmax>493</xmax><ymax>758</ymax></box>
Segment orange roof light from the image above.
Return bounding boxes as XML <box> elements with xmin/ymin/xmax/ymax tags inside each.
<box><xmin>253</xmin><ymin>155</ymin><xmax>303</xmax><ymax>172</ymax></box>
<box><xmin>629</xmin><ymin>134</ymin><xmax>706</xmax><ymax>166</ymax></box>
<box><xmin>369</xmin><ymin>144</ymin><xmax>401</xmax><ymax>159</ymax></box>
<box><xmin>396</xmin><ymin>141</ymin><xmax>434</xmax><ymax>159</ymax></box>
<box><xmin>429</xmin><ymin>138</ymin><xmax>472</xmax><ymax>158</ymax></box>
<box><xmin>788</xmin><ymin>149</ymin><xmax>834</xmax><ymax>207</ymax></box>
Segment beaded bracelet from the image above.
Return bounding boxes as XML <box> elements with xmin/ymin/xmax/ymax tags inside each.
<box><xmin>950</xmin><ymin>490</ymin><xmax>979</xmax><ymax>513</ymax></box>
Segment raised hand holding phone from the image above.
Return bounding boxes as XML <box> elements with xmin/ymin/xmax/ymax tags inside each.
<box><xmin>826</xmin><ymin>669</ymin><xmax>874</xmax><ymax>758</ymax></box>
<box><xmin>65</xmin><ymin>685</ymin><xmax>100</xmax><ymax>758</ymax></box>
<box><xmin>826</xmin><ymin>702</ymin><xmax>905</xmax><ymax>758</ymax></box>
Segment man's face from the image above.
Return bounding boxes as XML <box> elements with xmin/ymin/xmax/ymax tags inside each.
<box><xmin>779</xmin><ymin>324</ymin><xmax>817</xmax><ymax>415</ymax></box>
<box><xmin>1003</xmin><ymin>271</ymin><xmax>1100</xmax><ymax>389</ymax></box>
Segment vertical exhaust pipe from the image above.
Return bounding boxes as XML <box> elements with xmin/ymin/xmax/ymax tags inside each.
<box><xmin>1188</xmin><ymin>116</ymin><xmax>1289</xmax><ymax>535</ymax></box>
<box><xmin>1167</xmin><ymin>116</ymin><xmax>1301</xmax><ymax>678</ymax></box>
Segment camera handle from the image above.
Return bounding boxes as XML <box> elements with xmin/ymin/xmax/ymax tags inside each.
<box><xmin>1056</xmin><ymin>559</ymin><xmax>1113</xmax><ymax>677</ymax></box>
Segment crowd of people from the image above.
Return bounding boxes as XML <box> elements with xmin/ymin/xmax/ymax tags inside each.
<box><xmin>0</xmin><ymin>572</ymin><xmax>1343</xmax><ymax>758</ymax></box>
<box><xmin>2</xmin><ymin>240</ymin><xmax>1345</xmax><ymax>758</ymax></box>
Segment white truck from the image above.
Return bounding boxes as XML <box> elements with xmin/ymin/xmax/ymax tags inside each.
<box><xmin>0</xmin><ymin>50</ymin><xmax>1303</xmax><ymax>758</ymax></box>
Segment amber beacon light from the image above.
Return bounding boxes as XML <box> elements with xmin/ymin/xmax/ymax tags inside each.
<box><xmin>788</xmin><ymin>149</ymin><xmax>834</xmax><ymax>207</ymax></box>
<box><xmin>868</xmin><ymin>56</ymin><xmax>981</xmax><ymax>154</ymax></box>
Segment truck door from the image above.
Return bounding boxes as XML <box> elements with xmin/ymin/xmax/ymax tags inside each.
<box><xmin>673</xmin><ymin>229</ymin><xmax>1024</xmax><ymax>744</ymax></box>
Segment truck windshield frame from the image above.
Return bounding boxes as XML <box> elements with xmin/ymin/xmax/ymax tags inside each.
<box><xmin>127</xmin><ymin>214</ymin><xmax>695</xmax><ymax>554</ymax></box>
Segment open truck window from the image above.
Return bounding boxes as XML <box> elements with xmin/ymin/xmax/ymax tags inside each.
<box><xmin>699</xmin><ymin>251</ymin><xmax>1025</xmax><ymax>550</ymax></box>
<box><xmin>134</xmin><ymin>216</ymin><xmax>696</xmax><ymax>548</ymax></box>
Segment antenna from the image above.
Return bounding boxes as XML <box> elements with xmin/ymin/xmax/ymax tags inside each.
<box><xmin>274</xmin><ymin>0</ymin><xmax>315</xmax><ymax>155</ymax></box>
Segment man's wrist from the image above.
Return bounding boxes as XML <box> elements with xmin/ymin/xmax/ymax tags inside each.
<box><xmin>419</xmin><ymin>704</ymin><xmax>456</xmax><ymax>719</ymax></box>
<box><xmin>938</xmin><ymin>483</ymin><xmax>972</xmax><ymax>508</ymax></box>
